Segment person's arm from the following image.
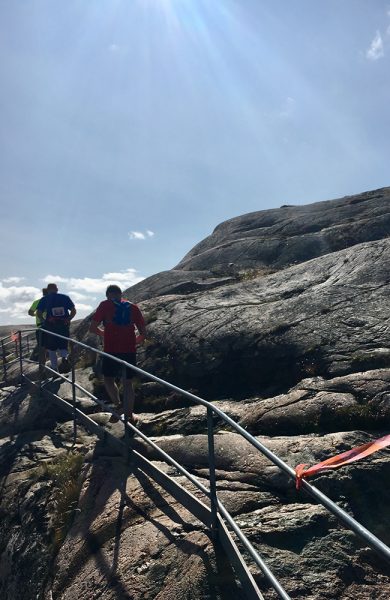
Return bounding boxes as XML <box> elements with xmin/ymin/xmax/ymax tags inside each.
<box><xmin>64</xmin><ymin>296</ymin><xmax>77</xmax><ymax>323</ymax></box>
<box><xmin>89</xmin><ymin>304</ymin><xmax>105</xmax><ymax>338</ymax></box>
<box><xmin>136</xmin><ymin>325</ymin><xmax>147</xmax><ymax>346</ymax></box>
<box><xmin>134</xmin><ymin>306</ymin><xmax>147</xmax><ymax>345</ymax></box>
<box><xmin>36</xmin><ymin>298</ymin><xmax>46</xmax><ymax>323</ymax></box>
<box><xmin>28</xmin><ymin>300</ymin><xmax>38</xmax><ymax>317</ymax></box>
<box><xmin>89</xmin><ymin>319</ymin><xmax>104</xmax><ymax>339</ymax></box>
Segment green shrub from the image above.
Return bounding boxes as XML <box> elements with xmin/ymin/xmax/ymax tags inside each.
<box><xmin>237</xmin><ymin>268</ymin><xmax>276</xmax><ymax>282</ymax></box>
<box><xmin>32</xmin><ymin>451</ymin><xmax>84</xmax><ymax>552</ymax></box>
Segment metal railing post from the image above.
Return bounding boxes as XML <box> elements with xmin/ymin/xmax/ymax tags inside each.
<box><xmin>18</xmin><ymin>331</ymin><xmax>23</xmax><ymax>383</ymax></box>
<box><xmin>122</xmin><ymin>365</ymin><xmax>130</xmax><ymax>423</ymax></box>
<box><xmin>122</xmin><ymin>364</ymin><xmax>130</xmax><ymax>460</ymax></box>
<box><xmin>38</xmin><ymin>328</ymin><xmax>43</xmax><ymax>395</ymax></box>
<box><xmin>71</xmin><ymin>342</ymin><xmax>77</xmax><ymax>446</ymax></box>
<box><xmin>207</xmin><ymin>406</ymin><xmax>218</xmax><ymax>538</ymax></box>
<box><xmin>1</xmin><ymin>340</ymin><xmax>7</xmax><ymax>384</ymax></box>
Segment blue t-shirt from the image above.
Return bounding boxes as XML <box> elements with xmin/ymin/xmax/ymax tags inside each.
<box><xmin>37</xmin><ymin>293</ymin><xmax>75</xmax><ymax>322</ymax></box>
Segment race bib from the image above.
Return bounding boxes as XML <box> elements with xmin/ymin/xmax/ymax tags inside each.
<box><xmin>52</xmin><ymin>306</ymin><xmax>65</xmax><ymax>317</ymax></box>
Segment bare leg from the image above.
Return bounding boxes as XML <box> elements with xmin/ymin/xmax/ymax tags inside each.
<box><xmin>104</xmin><ymin>376</ymin><xmax>121</xmax><ymax>406</ymax></box>
<box><xmin>48</xmin><ymin>350</ymin><xmax>58</xmax><ymax>371</ymax></box>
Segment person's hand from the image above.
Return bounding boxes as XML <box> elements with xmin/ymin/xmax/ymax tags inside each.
<box><xmin>136</xmin><ymin>334</ymin><xmax>145</xmax><ymax>346</ymax></box>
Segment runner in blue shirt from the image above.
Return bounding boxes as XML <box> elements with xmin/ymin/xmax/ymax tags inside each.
<box><xmin>37</xmin><ymin>283</ymin><xmax>76</xmax><ymax>373</ymax></box>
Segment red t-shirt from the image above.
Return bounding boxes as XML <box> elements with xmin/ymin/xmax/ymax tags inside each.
<box><xmin>92</xmin><ymin>299</ymin><xmax>145</xmax><ymax>353</ymax></box>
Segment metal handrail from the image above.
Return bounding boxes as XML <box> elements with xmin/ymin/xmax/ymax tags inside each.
<box><xmin>2</xmin><ymin>328</ymin><xmax>390</xmax><ymax>598</ymax></box>
<box><xmin>29</xmin><ymin>361</ymin><xmax>289</xmax><ymax>598</ymax></box>
<box><xmin>0</xmin><ymin>332</ymin><xmax>27</xmax><ymax>379</ymax></box>
<box><xmin>33</xmin><ymin>329</ymin><xmax>390</xmax><ymax>563</ymax></box>
<box><xmin>0</xmin><ymin>333</ymin><xmax>17</xmax><ymax>343</ymax></box>
<box><xmin>2</xmin><ymin>328</ymin><xmax>281</xmax><ymax>598</ymax></box>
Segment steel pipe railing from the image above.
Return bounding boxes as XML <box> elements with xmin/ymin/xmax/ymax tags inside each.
<box><xmin>3</xmin><ymin>326</ymin><xmax>390</xmax><ymax>598</ymax></box>
<box><xmin>3</xmin><ymin>328</ymin><xmax>289</xmax><ymax>598</ymax></box>
<box><xmin>36</xmin><ymin>328</ymin><xmax>390</xmax><ymax>564</ymax></box>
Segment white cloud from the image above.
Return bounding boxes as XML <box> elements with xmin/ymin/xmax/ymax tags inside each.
<box><xmin>0</xmin><ymin>284</ymin><xmax>41</xmax><ymax>323</ymax></box>
<box><xmin>68</xmin><ymin>291</ymin><xmax>91</xmax><ymax>302</ymax></box>
<box><xmin>102</xmin><ymin>269</ymin><xmax>140</xmax><ymax>282</ymax></box>
<box><xmin>74</xmin><ymin>303</ymin><xmax>94</xmax><ymax>312</ymax></box>
<box><xmin>366</xmin><ymin>31</ymin><xmax>384</xmax><ymax>60</ymax></box>
<box><xmin>129</xmin><ymin>230</ymin><xmax>155</xmax><ymax>240</ymax></box>
<box><xmin>68</xmin><ymin>278</ymin><xmax>110</xmax><ymax>294</ymax></box>
<box><xmin>41</xmin><ymin>268</ymin><xmax>144</xmax><ymax>295</ymax></box>
<box><xmin>2</xmin><ymin>276</ymin><xmax>25</xmax><ymax>284</ymax></box>
<box><xmin>129</xmin><ymin>231</ymin><xmax>146</xmax><ymax>240</ymax></box>
<box><xmin>42</xmin><ymin>275</ymin><xmax>68</xmax><ymax>284</ymax></box>
<box><xmin>3</xmin><ymin>302</ymin><xmax>33</xmax><ymax>321</ymax></box>
<box><xmin>0</xmin><ymin>269</ymin><xmax>145</xmax><ymax>325</ymax></box>
<box><xmin>0</xmin><ymin>284</ymin><xmax>41</xmax><ymax>303</ymax></box>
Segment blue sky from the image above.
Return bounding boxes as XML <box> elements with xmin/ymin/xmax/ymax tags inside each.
<box><xmin>1</xmin><ymin>0</ymin><xmax>389</xmax><ymax>324</ymax></box>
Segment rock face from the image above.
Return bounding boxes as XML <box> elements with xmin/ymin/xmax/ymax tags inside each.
<box><xmin>131</xmin><ymin>369</ymin><xmax>390</xmax><ymax>439</ymax></box>
<box><xmin>50</xmin><ymin>456</ymin><xmax>241</xmax><ymax>600</ymax></box>
<box><xmin>126</xmin><ymin>187</ymin><xmax>390</xmax><ymax>303</ymax></box>
<box><xmin>137</xmin><ymin>238</ymin><xmax>390</xmax><ymax>399</ymax></box>
<box><xmin>1</xmin><ymin>187</ymin><xmax>390</xmax><ymax>600</ymax></box>
<box><xmin>175</xmin><ymin>187</ymin><xmax>390</xmax><ymax>273</ymax></box>
<box><xmin>115</xmin><ymin>188</ymin><xmax>390</xmax><ymax>401</ymax></box>
<box><xmin>1</xmin><ymin>382</ymin><xmax>390</xmax><ymax>600</ymax></box>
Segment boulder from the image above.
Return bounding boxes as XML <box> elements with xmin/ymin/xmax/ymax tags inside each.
<box><xmin>175</xmin><ymin>187</ymin><xmax>390</xmax><ymax>274</ymax></box>
<box><xmin>138</xmin><ymin>239</ymin><xmax>390</xmax><ymax>398</ymax></box>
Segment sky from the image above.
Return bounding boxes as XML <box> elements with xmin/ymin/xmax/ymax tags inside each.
<box><xmin>1</xmin><ymin>0</ymin><xmax>390</xmax><ymax>325</ymax></box>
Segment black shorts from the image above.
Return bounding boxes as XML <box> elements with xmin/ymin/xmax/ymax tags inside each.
<box><xmin>102</xmin><ymin>352</ymin><xmax>137</xmax><ymax>379</ymax></box>
<box><xmin>43</xmin><ymin>322</ymin><xmax>70</xmax><ymax>351</ymax></box>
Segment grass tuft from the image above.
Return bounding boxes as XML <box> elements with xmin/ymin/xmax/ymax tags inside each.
<box><xmin>32</xmin><ymin>451</ymin><xmax>84</xmax><ymax>552</ymax></box>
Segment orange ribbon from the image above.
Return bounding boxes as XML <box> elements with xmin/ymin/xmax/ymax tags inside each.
<box><xmin>295</xmin><ymin>433</ymin><xmax>390</xmax><ymax>490</ymax></box>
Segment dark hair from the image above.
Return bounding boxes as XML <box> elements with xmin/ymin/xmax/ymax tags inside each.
<box><xmin>42</xmin><ymin>288</ymin><xmax>48</xmax><ymax>295</ymax></box>
<box><xmin>106</xmin><ymin>285</ymin><xmax>122</xmax><ymax>296</ymax></box>
<box><xmin>47</xmin><ymin>283</ymin><xmax>58</xmax><ymax>292</ymax></box>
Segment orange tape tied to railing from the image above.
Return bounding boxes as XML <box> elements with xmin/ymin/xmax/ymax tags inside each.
<box><xmin>295</xmin><ymin>434</ymin><xmax>390</xmax><ymax>490</ymax></box>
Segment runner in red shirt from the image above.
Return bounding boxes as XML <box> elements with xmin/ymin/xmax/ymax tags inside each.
<box><xmin>90</xmin><ymin>285</ymin><xmax>146</xmax><ymax>424</ymax></box>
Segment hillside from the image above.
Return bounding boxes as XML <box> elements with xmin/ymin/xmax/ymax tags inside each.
<box><xmin>1</xmin><ymin>187</ymin><xmax>390</xmax><ymax>600</ymax></box>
